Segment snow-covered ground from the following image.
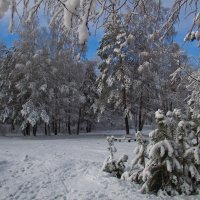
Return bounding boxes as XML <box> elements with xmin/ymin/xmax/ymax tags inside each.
<box><xmin>0</xmin><ymin>129</ymin><xmax>199</xmax><ymax>200</ymax></box>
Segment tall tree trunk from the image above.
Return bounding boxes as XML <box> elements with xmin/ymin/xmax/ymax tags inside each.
<box><xmin>54</xmin><ymin>120</ymin><xmax>57</xmax><ymax>135</ymax></box>
<box><xmin>197</xmin><ymin>134</ymin><xmax>199</xmax><ymax>145</ymax></box>
<box><xmin>121</xmin><ymin>56</ymin><xmax>129</xmax><ymax>135</ymax></box>
<box><xmin>58</xmin><ymin>119</ymin><xmax>61</xmax><ymax>133</ymax></box>
<box><xmin>23</xmin><ymin>129</ymin><xmax>26</xmax><ymax>136</ymax></box>
<box><xmin>33</xmin><ymin>123</ymin><xmax>37</xmax><ymax>136</ymax></box>
<box><xmin>45</xmin><ymin>123</ymin><xmax>47</xmax><ymax>136</ymax></box>
<box><xmin>138</xmin><ymin>88</ymin><xmax>146</xmax><ymax>131</ymax></box>
<box><xmin>26</xmin><ymin>123</ymin><xmax>30</xmax><ymax>136</ymax></box>
<box><xmin>68</xmin><ymin>114</ymin><xmax>71</xmax><ymax>135</ymax></box>
<box><xmin>68</xmin><ymin>65</ymin><xmax>71</xmax><ymax>135</ymax></box>
<box><xmin>52</xmin><ymin>118</ymin><xmax>55</xmax><ymax>134</ymax></box>
<box><xmin>48</xmin><ymin>124</ymin><xmax>50</xmax><ymax>136</ymax></box>
<box><xmin>123</xmin><ymin>88</ymin><xmax>129</xmax><ymax>135</ymax></box>
<box><xmin>76</xmin><ymin>108</ymin><xmax>81</xmax><ymax>135</ymax></box>
<box><xmin>11</xmin><ymin>121</ymin><xmax>15</xmax><ymax>131</ymax></box>
<box><xmin>170</xmin><ymin>102</ymin><xmax>173</xmax><ymax>111</ymax></box>
<box><xmin>125</xmin><ymin>115</ymin><xmax>130</xmax><ymax>135</ymax></box>
<box><xmin>86</xmin><ymin>121</ymin><xmax>89</xmax><ymax>133</ymax></box>
<box><xmin>86</xmin><ymin>121</ymin><xmax>92</xmax><ymax>133</ymax></box>
<box><xmin>88</xmin><ymin>122</ymin><xmax>92</xmax><ymax>132</ymax></box>
<box><xmin>134</xmin><ymin>110</ymin><xmax>138</xmax><ymax>132</ymax></box>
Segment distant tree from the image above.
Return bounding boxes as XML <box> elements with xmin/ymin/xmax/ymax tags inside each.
<box><xmin>81</xmin><ymin>61</ymin><xmax>98</xmax><ymax>133</ymax></box>
<box><xmin>96</xmin><ymin>17</ymin><xmax>134</xmax><ymax>135</ymax></box>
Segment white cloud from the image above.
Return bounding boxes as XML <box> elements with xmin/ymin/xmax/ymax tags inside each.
<box><xmin>0</xmin><ymin>0</ymin><xmax>11</xmax><ymax>19</ymax></box>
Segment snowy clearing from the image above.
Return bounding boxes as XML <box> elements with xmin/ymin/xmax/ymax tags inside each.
<box><xmin>0</xmin><ymin>130</ymin><xmax>199</xmax><ymax>200</ymax></box>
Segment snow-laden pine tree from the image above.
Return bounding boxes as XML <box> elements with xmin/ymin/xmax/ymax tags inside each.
<box><xmin>96</xmin><ymin>17</ymin><xmax>134</xmax><ymax>135</ymax></box>
<box><xmin>0</xmin><ymin>43</ymin><xmax>17</xmax><ymax>129</ymax></box>
<box><xmin>10</xmin><ymin>18</ymin><xmax>51</xmax><ymax>135</ymax></box>
<box><xmin>122</xmin><ymin>1</ymin><xmax>188</xmax><ymax>131</ymax></box>
<box><xmin>134</xmin><ymin>109</ymin><xmax>200</xmax><ymax>195</ymax></box>
<box><xmin>12</xmin><ymin>49</ymin><xmax>50</xmax><ymax>135</ymax></box>
<box><xmin>121</xmin><ymin>131</ymin><xmax>146</xmax><ymax>183</ymax></box>
<box><xmin>48</xmin><ymin>46</ymin><xmax>85</xmax><ymax>135</ymax></box>
<box><xmin>81</xmin><ymin>61</ymin><xmax>98</xmax><ymax>133</ymax></box>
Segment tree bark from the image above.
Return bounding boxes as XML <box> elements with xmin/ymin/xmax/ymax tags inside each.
<box><xmin>86</xmin><ymin>120</ymin><xmax>92</xmax><ymax>133</ymax></box>
<box><xmin>122</xmin><ymin>87</ymin><xmax>129</xmax><ymax>135</ymax></box>
<box><xmin>68</xmin><ymin>114</ymin><xmax>71</xmax><ymax>135</ymax></box>
<box><xmin>134</xmin><ymin>111</ymin><xmax>138</xmax><ymax>132</ymax></box>
<box><xmin>26</xmin><ymin>123</ymin><xmax>30</xmax><ymax>136</ymax></box>
<box><xmin>33</xmin><ymin>123</ymin><xmax>37</xmax><ymax>136</ymax></box>
<box><xmin>58</xmin><ymin>119</ymin><xmax>61</xmax><ymax>133</ymax></box>
<box><xmin>125</xmin><ymin>115</ymin><xmax>130</xmax><ymax>135</ymax></box>
<box><xmin>88</xmin><ymin>122</ymin><xmax>92</xmax><ymax>132</ymax></box>
<box><xmin>120</xmin><ymin>55</ymin><xmax>130</xmax><ymax>135</ymax></box>
<box><xmin>138</xmin><ymin>87</ymin><xmax>147</xmax><ymax>131</ymax></box>
<box><xmin>52</xmin><ymin>118</ymin><xmax>55</xmax><ymax>134</ymax></box>
<box><xmin>45</xmin><ymin>123</ymin><xmax>47</xmax><ymax>136</ymax></box>
<box><xmin>48</xmin><ymin>124</ymin><xmax>50</xmax><ymax>136</ymax></box>
<box><xmin>54</xmin><ymin>120</ymin><xmax>58</xmax><ymax>135</ymax></box>
<box><xmin>11</xmin><ymin>121</ymin><xmax>15</xmax><ymax>131</ymax></box>
<box><xmin>76</xmin><ymin>108</ymin><xmax>81</xmax><ymax>135</ymax></box>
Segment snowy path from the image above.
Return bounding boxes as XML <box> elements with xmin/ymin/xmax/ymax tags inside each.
<box><xmin>0</xmin><ymin>133</ymin><xmax>199</xmax><ymax>200</ymax></box>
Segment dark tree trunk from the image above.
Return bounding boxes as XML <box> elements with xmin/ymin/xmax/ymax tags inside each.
<box><xmin>11</xmin><ymin>122</ymin><xmax>15</xmax><ymax>131</ymax></box>
<box><xmin>138</xmin><ymin>88</ymin><xmax>146</xmax><ymax>131</ymax></box>
<box><xmin>26</xmin><ymin>123</ymin><xmax>30</xmax><ymax>136</ymax></box>
<box><xmin>68</xmin><ymin>115</ymin><xmax>71</xmax><ymax>134</ymax></box>
<box><xmin>54</xmin><ymin>120</ymin><xmax>58</xmax><ymax>135</ymax></box>
<box><xmin>86</xmin><ymin>121</ymin><xmax>88</xmax><ymax>133</ymax></box>
<box><xmin>48</xmin><ymin>124</ymin><xmax>50</xmax><ymax>136</ymax></box>
<box><xmin>86</xmin><ymin>121</ymin><xmax>92</xmax><ymax>133</ymax></box>
<box><xmin>122</xmin><ymin>88</ymin><xmax>129</xmax><ymax>135</ymax></box>
<box><xmin>52</xmin><ymin>118</ymin><xmax>55</xmax><ymax>134</ymax></box>
<box><xmin>170</xmin><ymin>102</ymin><xmax>173</xmax><ymax>111</ymax></box>
<box><xmin>138</xmin><ymin>89</ymin><xmax>143</xmax><ymax>131</ymax></box>
<box><xmin>125</xmin><ymin>115</ymin><xmax>130</xmax><ymax>135</ymax></box>
<box><xmin>33</xmin><ymin>123</ymin><xmax>37</xmax><ymax>136</ymax></box>
<box><xmin>76</xmin><ymin>108</ymin><xmax>81</xmax><ymax>135</ymax></box>
<box><xmin>88</xmin><ymin>122</ymin><xmax>92</xmax><ymax>132</ymax></box>
<box><xmin>68</xmin><ymin>66</ymin><xmax>71</xmax><ymax>135</ymax></box>
<box><xmin>45</xmin><ymin>123</ymin><xmax>47</xmax><ymax>136</ymax></box>
<box><xmin>23</xmin><ymin>129</ymin><xmax>26</xmax><ymax>136</ymax></box>
<box><xmin>58</xmin><ymin>119</ymin><xmax>61</xmax><ymax>133</ymax></box>
<box><xmin>134</xmin><ymin>110</ymin><xmax>138</xmax><ymax>132</ymax></box>
<box><xmin>120</xmin><ymin>56</ymin><xmax>130</xmax><ymax>135</ymax></box>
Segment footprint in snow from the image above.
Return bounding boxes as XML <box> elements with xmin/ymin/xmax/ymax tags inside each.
<box><xmin>24</xmin><ymin>155</ymin><xmax>29</xmax><ymax>162</ymax></box>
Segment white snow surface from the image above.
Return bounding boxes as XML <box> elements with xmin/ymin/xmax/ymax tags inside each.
<box><xmin>0</xmin><ymin>129</ymin><xmax>199</xmax><ymax>200</ymax></box>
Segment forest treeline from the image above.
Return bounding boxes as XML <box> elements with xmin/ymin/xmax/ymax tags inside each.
<box><xmin>0</xmin><ymin>5</ymin><xmax>193</xmax><ymax>136</ymax></box>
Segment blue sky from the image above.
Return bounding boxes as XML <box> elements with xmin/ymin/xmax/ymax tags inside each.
<box><xmin>0</xmin><ymin>1</ymin><xmax>199</xmax><ymax>63</ymax></box>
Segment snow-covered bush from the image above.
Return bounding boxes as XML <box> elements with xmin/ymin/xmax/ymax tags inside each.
<box><xmin>106</xmin><ymin>108</ymin><xmax>200</xmax><ymax>196</ymax></box>
<box><xmin>102</xmin><ymin>136</ymin><xmax>128</xmax><ymax>178</ymax></box>
<box><xmin>141</xmin><ymin>109</ymin><xmax>200</xmax><ymax>195</ymax></box>
<box><xmin>121</xmin><ymin>131</ymin><xmax>147</xmax><ymax>183</ymax></box>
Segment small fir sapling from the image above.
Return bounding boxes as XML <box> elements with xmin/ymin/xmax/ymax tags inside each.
<box><xmin>103</xmin><ymin>108</ymin><xmax>200</xmax><ymax>195</ymax></box>
<box><xmin>177</xmin><ymin>120</ymin><xmax>186</xmax><ymax>146</ymax></box>
<box><xmin>140</xmin><ymin>109</ymin><xmax>183</xmax><ymax>195</ymax></box>
<box><xmin>132</xmin><ymin>131</ymin><xmax>146</xmax><ymax>168</ymax></box>
<box><xmin>187</xmin><ymin>105</ymin><xmax>200</xmax><ymax>145</ymax></box>
<box><xmin>166</xmin><ymin>111</ymin><xmax>176</xmax><ymax>140</ymax></box>
<box><xmin>102</xmin><ymin>136</ymin><xmax>128</xmax><ymax>178</ymax></box>
<box><xmin>173</xmin><ymin>108</ymin><xmax>182</xmax><ymax>123</ymax></box>
<box><xmin>121</xmin><ymin>131</ymin><xmax>146</xmax><ymax>183</ymax></box>
<box><xmin>196</xmin><ymin>116</ymin><xmax>200</xmax><ymax>145</ymax></box>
